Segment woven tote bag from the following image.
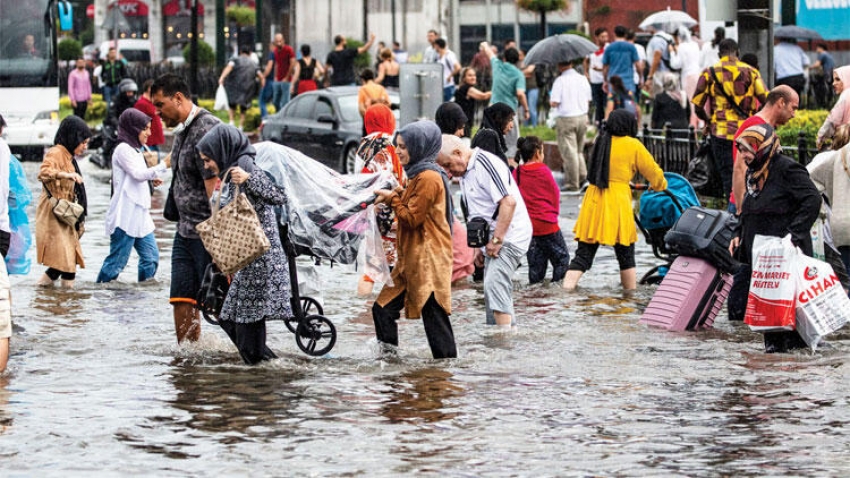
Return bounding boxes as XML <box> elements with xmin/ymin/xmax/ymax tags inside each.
<box><xmin>196</xmin><ymin>171</ymin><xmax>270</xmax><ymax>275</ymax></box>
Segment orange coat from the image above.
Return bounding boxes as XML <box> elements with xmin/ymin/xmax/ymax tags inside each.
<box><xmin>376</xmin><ymin>170</ymin><xmax>452</xmax><ymax>318</ymax></box>
<box><xmin>36</xmin><ymin>145</ymin><xmax>84</xmax><ymax>272</ymax></box>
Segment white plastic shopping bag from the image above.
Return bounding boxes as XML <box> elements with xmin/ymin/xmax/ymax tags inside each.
<box><xmin>214</xmin><ymin>85</ymin><xmax>229</xmax><ymax>111</ymax></box>
<box><xmin>794</xmin><ymin>251</ymin><xmax>850</xmax><ymax>350</ymax></box>
<box><xmin>745</xmin><ymin>234</ymin><xmax>797</xmax><ymax>332</ymax></box>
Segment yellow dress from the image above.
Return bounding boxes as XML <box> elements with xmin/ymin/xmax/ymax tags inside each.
<box><xmin>573</xmin><ymin>136</ymin><xmax>667</xmax><ymax>246</ymax></box>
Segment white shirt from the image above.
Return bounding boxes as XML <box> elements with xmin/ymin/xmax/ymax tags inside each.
<box><xmin>105</xmin><ymin>143</ymin><xmax>167</xmax><ymax>238</ymax></box>
<box><xmin>0</xmin><ymin>139</ymin><xmax>10</xmax><ymax>233</ymax></box>
<box><xmin>439</xmin><ymin>49</ymin><xmax>459</xmax><ymax>87</ymax></box>
<box><xmin>676</xmin><ymin>41</ymin><xmax>702</xmax><ymax>78</ymax></box>
<box><xmin>93</xmin><ymin>64</ymin><xmax>105</xmax><ymax>89</ymax></box>
<box><xmin>633</xmin><ymin>42</ymin><xmax>647</xmax><ymax>86</ymax></box>
<box><xmin>587</xmin><ymin>45</ymin><xmax>606</xmax><ymax>84</ymax></box>
<box><xmin>461</xmin><ymin>148</ymin><xmax>532</xmax><ymax>252</ymax></box>
<box><xmin>424</xmin><ymin>46</ymin><xmax>438</xmax><ymax>63</ymax></box>
<box><xmin>550</xmin><ymin>68</ymin><xmax>592</xmax><ymax>118</ymax></box>
<box><xmin>700</xmin><ymin>42</ymin><xmax>720</xmax><ymax>70</ymax></box>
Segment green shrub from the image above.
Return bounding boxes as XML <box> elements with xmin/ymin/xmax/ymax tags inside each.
<box><xmin>58</xmin><ymin>38</ymin><xmax>82</xmax><ymax>61</ymax></box>
<box><xmin>226</xmin><ymin>6</ymin><xmax>255</xmax><ymax>26</ymax></box>
<box><xmin>183</xmin><ymin>41</ymin><xmax>215</xmax><ymax>67</ymax></box>
<box><xmin>520</xmin><ymin>124</ymin><xmax>557</xmax><ymax>142</ymax></box>
<box><xmin>777</xmin><ymin>109</ymin><xmax>828</xmax><ymax>150</ymax></box>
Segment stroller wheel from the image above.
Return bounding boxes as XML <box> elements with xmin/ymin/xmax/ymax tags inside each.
<box><xmin>295</xmin><ymin>315</ymin><xmax>337</xmax><ymax>356</ymax></box>
<box><xmin>301</xmin><ymin>296</ymin><xmax>324</xmax><ymax>316</ymax></box>
<box><xmin>285</xmin><ymin>297</ymin><xmax>324</xmax><ymax>333</ymax></box>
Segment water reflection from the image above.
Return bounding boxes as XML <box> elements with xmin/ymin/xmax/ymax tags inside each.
<box><xmin>160</xmin><ymin>360</ymin><xmax>306</xmax><ymax>440</ymax></box>
<box><xmin>381</xmin><ymin>367</ymin><xmax>462</xmax><ymax>424</ymax></box>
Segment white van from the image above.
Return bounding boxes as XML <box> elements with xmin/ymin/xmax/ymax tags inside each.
<box><xmin>99</xmin><ymin>39</ymin><xmax>155</xmax><ymax>64</ymax></box>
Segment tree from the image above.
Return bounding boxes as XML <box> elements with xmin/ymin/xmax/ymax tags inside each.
<box><xmin>516</xmin><ymin>0</ymin><xmax>568</xmax><ymax>39</ymax></box>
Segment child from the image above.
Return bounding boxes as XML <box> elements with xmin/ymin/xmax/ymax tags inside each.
<box><xmin>512</xmin><ymin>136</ymin><xmax>570</xmax><ymax>284</ymax></box>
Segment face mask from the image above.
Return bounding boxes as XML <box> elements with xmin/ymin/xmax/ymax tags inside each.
<box><xmin>171</xmin><ymin>103</ymin><xmax>199</xmax><ymax>135</ymax></box>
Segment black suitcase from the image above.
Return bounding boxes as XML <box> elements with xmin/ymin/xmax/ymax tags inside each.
<box><xmin>664</xmin><ymin>206</ymin><xmax>741</xmax><ymax>274</ymax></box>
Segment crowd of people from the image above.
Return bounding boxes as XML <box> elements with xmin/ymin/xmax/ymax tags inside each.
<box><xmin>3</xmin><ymin>24</ymin><xmax>850</xmax><ymax>371</ymax></box>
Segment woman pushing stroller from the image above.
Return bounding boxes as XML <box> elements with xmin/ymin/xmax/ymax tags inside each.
<box><xmin>563</xmin><ymin>110</ymin><xmax>668</xmax><ymax>291</ymax></box>
<box><xmin>196</xmin><ymin>124</ymin><xmax>292</xmax><ymax>365</ymax></box>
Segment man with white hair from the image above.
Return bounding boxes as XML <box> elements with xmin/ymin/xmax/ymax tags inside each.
<box><xmin>438</xmin><ymin>134</ymin><xmax>532</xmax><ymax>327</ymax></box>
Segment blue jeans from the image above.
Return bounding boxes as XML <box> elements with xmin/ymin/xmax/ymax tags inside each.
<box><xmin>102</xmin><ymin>85</ymin><xmax>115</xmax><ymax>108</ymax></box>
<box><xmin>96</xmin><ymin>228</ymin><xmax>159</xmax><ymax>283</ymax></box>
<box><xmin>272</xmin><ymin>81</ymin><xmax>291</xmax><ymax>113</ymax></box>
<box><xmin>259</xmin><ymin>81</ymin><xmax>274</xmax><ymax>117</ymax></box>
<box><xmin>443</xmin><ymin>84</ymin><xmax>456</xmax><ymax>102</ymax></box>
<box><xmin>527</xmin><ymin>231</ymin><xmax>570</xmax><ymax>284</ymax></box>
<box><xmin>526</xmin><ymin>88</ymin><xmax>539</xmax><ymax>126</ymax></box>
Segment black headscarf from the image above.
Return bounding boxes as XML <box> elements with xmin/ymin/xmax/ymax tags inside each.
<box><xmin>587</xmin><ymin>109</ymin><xmax>637</xmax><ymax>189</ymax></box>
<box><xmin>435</xmin><ymin>102</ymin><xmax>468</xmax><ymax>135</ymax></box>
<box><xmin>53</xmin><ymin>115</ymin><xmax>92</xmax><ymax>223</ymax></box>
<box><xmin>479</xmin><ymin>102</ymin><xmax>514</xmax><ymax>154</ymax></box>
<box><xmin>117</xmin><ymin>108</ymin><xmax>151</xmax><ymax>150</ymax></box>
<box><xmin>396</xmin><ymin>121</ymin><xmax>453</xmax><ymax>231</ymax></box>
<box><xmin>195</xmin><ymin>123</ymin><xmax>256</xmax><ymax>179</ymax></box>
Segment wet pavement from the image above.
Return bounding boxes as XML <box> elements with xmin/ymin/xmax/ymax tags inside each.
<box><xmin>3</xmin><ymin>158</ymin><xmax>850</xmax><ymax>476</ymax></box>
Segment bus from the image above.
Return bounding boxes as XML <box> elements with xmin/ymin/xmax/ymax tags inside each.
<box><xmin>0</xmin><ymin>0</ymin><xmax>60</xmax><ymax>161</ymax></box>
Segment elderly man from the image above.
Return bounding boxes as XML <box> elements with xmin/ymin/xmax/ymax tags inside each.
<box><xmin>439</xmin><ymin>134</ymin><xmax>532</xmax><ymax>327</ymax></box>
<box><xmin>372</xmin><ymin>121</ymin><xmax>457</xmax><ymax>359</ymax></box>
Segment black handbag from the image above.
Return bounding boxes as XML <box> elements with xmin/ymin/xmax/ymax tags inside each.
<box><xmin>467</xmin><ymin>216</ymin><xmax>491</xmax><ymax>248</ymax></box>
<box><xmin>164</xmin><ymin>182</ymin><xmax>179</xmax><ymax>221</ymax></box>
<box><xmin>196</xmin><ymin>263</ymin><xmax>230</xmax><ymax>325</ymax></box>
<box><xmin>686</xmin><ymin>139</ymin><xmax>724</xmax><ymax>198</ymax></box>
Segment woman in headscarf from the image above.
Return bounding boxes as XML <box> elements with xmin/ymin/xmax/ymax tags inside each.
<box><xmin>371</xmin><ymin>120</ymin><xmax>457</xmax><ymax>359</ymax></box>
<box><xmin>817</xmin><ymin>65</ymin><xmax>850</xmax><ymax>150</ymax></box>
<box><xmin>470</xmin><ymin>102</ymin><xmax>515</xmax><ymax>166</ymax></box>
<box><xmin>196</xmin><ymin>123</ymin><xmax>291</xmax><ymax>365</ymax></box>
<box><xmin>434</xmin><ymin>102</ymin><xmax>476</xmax><ymax>284</ymax></box>
<box><xmin>435</xmin><ymin>101</ymin><xmax>469</xmax><ymax>137</ymax></box>
<box><xmin>97</xmin><ymin>108</ymin><xmax>169</xmax><ymax>283</ymax></box>
<box><xmin>728</xmin><ymin>123</ymin><xmax>821</xmax><ymax>353</ymax></box>
<box><xmin>651</xmin><ymin>72</ymin><xmax>689</xmax><ymax>130</ymax></box>
<box><xmin>563</xmin><ymin>110</ymin><xmax>667</xmax><ymax>291</ymax></box>
<box><xmin>355</xmin><ymin>104</ymin><xmax>407</xmax><ymax>295</ymax></box>
<box><xmin>36</xmin><ymin>115</ymin><xmax>92</xmax><ymax>288</ymax></box>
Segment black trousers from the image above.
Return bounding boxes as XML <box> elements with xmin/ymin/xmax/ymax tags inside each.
<box><xmin>710</xmin><ymin>135</ymin><xmax>734</xmax><ymax>200</ymax></box>
<box><xmin>776</xmin><ymin>74</ymin><xmax>806</xmax><ymax>101</ymax></box>
<box><xmin>72</xmin><ymin>101</ymin><xmax>88</xmax><ymax>120</ymax></box>
<box><xmin>372</xmin><ymin>292</ymin><xmax>457</xmax><ymax>359</ymax></box>
<box><xmin>0</xmin><ymin>229</ymin><xmax>9</xmax><ymax>258</ymax></box>
<box><xmin>219</xmin><ymin>319</ymin><xmax>278</xmax><ymax>365</ymax></box>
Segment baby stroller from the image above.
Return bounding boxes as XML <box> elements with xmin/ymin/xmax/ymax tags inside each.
<box><xmin>197</xmin><ymin>142</ymin><xmax>398</xmax><ymax>356</ymax></box>
<box><xmin>635</xmin><ymin>172</ymin><xmax>700</xmax><ymax>285</ymax></box>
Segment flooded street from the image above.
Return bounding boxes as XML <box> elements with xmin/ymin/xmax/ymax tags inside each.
<box><xmin>3</xmin><ymin>159</ymin><xmax>850</xmax><ymax>476</ymax></box>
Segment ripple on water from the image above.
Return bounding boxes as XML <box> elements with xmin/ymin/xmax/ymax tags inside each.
<box><xmin>3</xmin><ymin>160</ymin><xmax>850</xmax><ymax>475</ymax></box>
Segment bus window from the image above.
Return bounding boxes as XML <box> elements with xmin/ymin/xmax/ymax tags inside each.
<box><xmin>0</xmin><ymin>0</ymin><xmax>57</xmax><ymax>88</ymax></box>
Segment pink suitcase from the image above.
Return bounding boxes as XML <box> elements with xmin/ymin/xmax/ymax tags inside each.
<box><xmin>640</xmin><ymin>256</ymin><xmax>733</xmax><ymax>331</ymax></box>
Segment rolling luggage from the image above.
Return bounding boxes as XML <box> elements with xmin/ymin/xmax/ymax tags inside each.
<box><xmin>640</xmin><ymin>255</ymin><xmax>732</xmax><ymax>331</ymax></box>
<box><xmin>664</xmin><ymin>206</ymin><xmax>740</xmax><ymax>274</ymax></box>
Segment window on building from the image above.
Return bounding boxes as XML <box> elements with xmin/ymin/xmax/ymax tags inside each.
<box><xmin>459</xmin><ymin>25</ymin><xmax>486</xmax><ymax>65</ymax></box>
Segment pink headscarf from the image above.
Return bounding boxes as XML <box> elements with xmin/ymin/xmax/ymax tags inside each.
<box><xmin>821</xmin><ymin>65</ymin><xmax>850</xmax><ymax>144</ymax></box>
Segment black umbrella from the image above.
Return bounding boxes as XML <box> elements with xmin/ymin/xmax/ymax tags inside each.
<box><xmin>774</xmin><ymin>25</ymin><xmax>822</xmax><ymax>41</ymax></box>
<box><xmin>524</xmin><ymin>34</ymin><xmax>597</xmax><ymax>66</ymax></box>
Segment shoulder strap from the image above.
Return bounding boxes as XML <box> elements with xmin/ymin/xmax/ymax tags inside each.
<box><xmin>710</xmin><ymin>67</ymin><xmax>748</xmax><ymax>118</ymax></box>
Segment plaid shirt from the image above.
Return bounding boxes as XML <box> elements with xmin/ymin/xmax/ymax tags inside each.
<box><xmin>692</xmin><ymin>57</ymin><xmax>768</xmax><ymax>140</ymax></box>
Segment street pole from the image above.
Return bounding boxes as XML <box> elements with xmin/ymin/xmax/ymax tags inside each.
<box><xmin>191</xmin><ymin>0</ymin><xmax>199</xmax><ymax>99</ymax></box>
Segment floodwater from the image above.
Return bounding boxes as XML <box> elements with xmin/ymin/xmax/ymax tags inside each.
<box><xmin>3</xmin><ymin>159</ymin><xmax>850</xmax><ymax>476</ymax></box>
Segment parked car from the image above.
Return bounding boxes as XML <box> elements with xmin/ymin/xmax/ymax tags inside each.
<box><xmin>259</xmin><ymin>86</ymin><xmax>399</xmax><ymax>174</ymax></box>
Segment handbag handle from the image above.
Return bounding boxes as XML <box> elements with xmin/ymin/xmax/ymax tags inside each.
<box><xmin>210</xmin><ymin>168</ymin><xmax>241</xmax><ymax>221</ymax></box>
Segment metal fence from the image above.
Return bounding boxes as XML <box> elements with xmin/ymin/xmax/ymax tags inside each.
<box><xmin>60</xmin><ymin>64</ymin><xmax>221</xmax><ymax>99</ymax></box>
<box><xmin>638</xmin><ymin>123</ymin><xmax>820</xmax><ymax>176</ymax></box>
